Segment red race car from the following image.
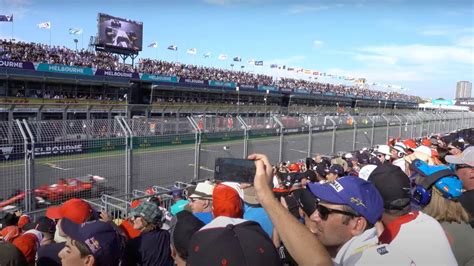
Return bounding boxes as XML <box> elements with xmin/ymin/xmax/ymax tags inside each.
<box><xmin>0</xmin><ymin>175</ymin><xmax>107</xmax><ymax>212</ymax></box>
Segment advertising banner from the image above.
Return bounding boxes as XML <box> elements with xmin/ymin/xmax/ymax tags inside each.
<box><xmin>179</xmin><ymin>78</ymin><xmax>208</xmax><ymax>86</ymax></box>
<box><xmin>141</xmin><ymin>74</ymin><xmax>179</xmax><ymax>83</ymax></box>
<box><xmin>0</xmin><ymin>60</ymin><xmax>35</xmax><ymax>70</ymax></box>
<box><xmin>95</xmin><ymin>69</ymin><xmax>140</xmax><ymax>79</ymax></box>
<box><xmin>36</xmin><ymin>63</ymin><xmax>94</xmax><ymax>75</ymax></box>
<box><xmin>258</xmin><ymin>85</ymin><xmax>277</xmax><ymax>92</ymax></box>
<box><xmin>33</xmin><ymin>141</ymin><xmax>86</xmax><ymax>158</ymax></box>
<box><xmin>209</xmin><ymin>80</ymin><xmax>236</xmax><ymax>88</ymax></box>
<box><xmin>238</xmin><ymin>84</ymin><xmax>258</xmax><ymax>91</ymax></box>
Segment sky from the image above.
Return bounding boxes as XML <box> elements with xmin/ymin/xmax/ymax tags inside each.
<box><xmin>0</xmin><ymin>0</ymin><xmax>473</xmax><ymax>99</ymax></box>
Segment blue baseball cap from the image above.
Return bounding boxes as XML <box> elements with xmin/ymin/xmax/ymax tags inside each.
<box><xmin>61</xmin><ymin>218</ymin><xmax>123</xmax><ymax>266</ymax></box>
<box><xmin>307</xmin><ymin>176</ymin><xmax>384</xmax><ymax>224</ymax></box>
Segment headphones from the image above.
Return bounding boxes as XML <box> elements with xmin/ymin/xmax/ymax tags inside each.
<box><xmin>412</xmin><ymin>176</ymin><xmax>463</xmax><ymax>206</ymax></box>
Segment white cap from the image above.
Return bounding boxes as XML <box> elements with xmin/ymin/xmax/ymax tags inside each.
<box><xmin>393</xmin><ymin>142</ymin><xmax>407</xmax><ymax>153</ymax></box>
<box><xmin>358</xmin><ymin>165</ymin><xmax>378</xmax><ymax>181</ymax></box>
<box><xmin>375</xmin><ymin>145</ymin><xmax>392</xmax><ymax>156</ymax></box>
<box><xmin>414</xmin><ymin>146</ymin><xmax>432</xmax><ymax>157</ymax></box>
<box><xmin>446</xmin><ymin>146</ymin><xmax>474</xmax><ymax>167</ymax></box>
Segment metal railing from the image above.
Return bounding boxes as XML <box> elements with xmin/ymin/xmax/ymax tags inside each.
<box><xmin>0</xmin><ymin>111</ymin><xmax>472</xmax><ymax>215</ymax></box>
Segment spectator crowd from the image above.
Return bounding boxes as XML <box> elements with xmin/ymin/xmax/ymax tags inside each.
<box><xmin>1</xmin><ymin>127</ymin><xmax>473</xmax><ymax>265</ymax></box>
<box><xmin>1</xmin><ymin>40</ymin><xmax>419</xmax><ymax>103</ymax></box>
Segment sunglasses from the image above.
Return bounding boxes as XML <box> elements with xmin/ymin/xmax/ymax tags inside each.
<box><xmin>315</xmin><ymin>203</ymin><xmax>359</xmax><ymax>221</ymax></box>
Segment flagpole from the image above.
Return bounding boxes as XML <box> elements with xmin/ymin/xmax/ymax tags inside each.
<box><xmin>49</xmin><ymin>28</ymin><xmax>51</xmax><ymax>46</ymax></box>
<box><xmin>81</xmin><ymin>32</ymin><xmax>84</xmax><ymax>50</ymax></box>
<box><xmin>11</xmin><ymin>21</ymin><xmax>14</xmax><ymax>41</ymax></box>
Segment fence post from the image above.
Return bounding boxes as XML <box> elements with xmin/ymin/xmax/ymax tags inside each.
<box><xmin>273</xmin><ymin>115</ymin><xmax>284</xmax><ymax>163</ymax></box>
<box><xmin>368</xmin><ymin>116</ymin><xmax>375</xmax><ymax>147</ymax></box>
<box><xmin>116</xmin><ymin>117</ymin><xmax>132</xmax><ymax>195</ymax></box>
<box><xmin>306</xmin><ymin>116</ymin><xmax>313</xmax><ymax>158</ymax></box>
<box><xmin>21</xmin><ymin>120</ymin><xmax>35</xmax><ymax>212</ymax></box>
<box><xmin>16</xmin><ymin>120</ymin><xmax>31</xmax><ymax>212</ymax></box>
<box><xmin>394</xmin><ymin>115</ymin><xmax>402</xmax><ymax>138</ymax></box>
<box><xmin>237</xmin><ymin>115</ymin><xmax>249</xmax><ymax>158</ymax></box>
<box><xmin>381</xmin><ymin>114</ymin><xmax>389</xmax><ymax>141</ymax></box>
<box><xmin>187</xmin><ymin>116</ymin><xmax>201</xmax><ymax>181</ymax></box>
<box><xmin>325</xmin><ymin>116</ymin><xmax>337</xmax><ymax>154</ymax></box>
<box><xmin>349</xmin><ymin>115</ymin><xmax>357</xmax><ymax>151</ymax></box>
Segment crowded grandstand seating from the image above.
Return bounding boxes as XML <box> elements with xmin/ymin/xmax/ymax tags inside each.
<box><xmin>1</xmin><ymin>40</ymin><xmax>419</xmax><ymax>103</ymax></box>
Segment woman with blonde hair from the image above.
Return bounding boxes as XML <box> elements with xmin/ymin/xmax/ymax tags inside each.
<box><xmin>412</xmin><ymin>160</ymin><xmax>474</xmax><ymax>266</ymax></box>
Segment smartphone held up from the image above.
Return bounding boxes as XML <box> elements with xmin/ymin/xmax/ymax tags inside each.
<box><xmin>214</xmin><ymin>158</ymin><xmax>256</xmax><ymax>183</ymax></box>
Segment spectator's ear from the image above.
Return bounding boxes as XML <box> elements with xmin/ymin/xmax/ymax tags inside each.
<box><xmin>84</xmin><ymin>254</ymin><xmax>95</xmax><ymax>266</ymax></box>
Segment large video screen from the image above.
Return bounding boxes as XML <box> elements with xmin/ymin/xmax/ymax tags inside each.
<box><xmin>97</xmin><ymin>13</ymin><xmax>143</xmax><ymax>52</ymax></box>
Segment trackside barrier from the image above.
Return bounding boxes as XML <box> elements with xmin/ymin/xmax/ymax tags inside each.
<box><xmin>0</xmin><ymin>111</ymin><xmax>469</xmax><ymax>216</ymax></box>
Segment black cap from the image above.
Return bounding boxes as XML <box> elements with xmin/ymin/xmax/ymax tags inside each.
<box><xmin>357</xmin><ymin>152</ymin><xmax>370</xmax><ymax>165</ymax></box>
<box><xmin>188</xmin><ymin>217</ymin><xmax>282</xmax><ymax>266</ymax></box>
<box><xmin>170</xmin><ymin>210</ymin><xmax>205</xmax><ymax>260</ymax></box>
<box><xmin>327</xmin><ymin>164</ymin><xmax>344</xmax><ymax>176</ymax></box>
<box><xmin>315</xmin><ymin>162</ymin><xmax>328</xmax><ymax>177</ymax></box>
<box><xmin>293</xmin><ymin>188</ymin><xmax>317</xmax><ymax>216</ymax></box>
<box><xmin>34</xmin><ymin>216</ymin><xmax>56</xmax><ymax>234</ymax></box>
<box><xmin>368</xmin><ymin>164</ymin><xmax>411</xmax><ymax>210</ymax></box>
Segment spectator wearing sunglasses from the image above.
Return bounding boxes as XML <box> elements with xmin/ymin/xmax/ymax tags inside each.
<box><xmin>250</xmin><ymin>153</ymin><xmax>414</xmax><ymax>265</ymax></box>
<box><xmin>446</xmin><ymin>146</ymin><xmax>474</xmax><ymax>228</ymax></box>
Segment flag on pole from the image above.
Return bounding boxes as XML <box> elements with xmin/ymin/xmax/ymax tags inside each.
<box><xmin>203</xmin><ymin>52</ymin><xmax>212</xmax><ymax>58</ymax></box>
<box><xmin>241</xmin><ymin>65</ymin><xmax>245</xmax><ymax>69</ymax></box>
<box><xmin>233</xmin><ymin>56</ymin><xmax>242</xmax><ymax>62</ymax></box>
<box><xmin>148</xmin><ymin>41</ymin><xmax>158</xmax><ymax>48</ymax></box>
<box><xmin>187</xmin><ymin>48</ymin><xmax>197</xmax><ymax>55</ymax></box>
<box><xmin>167</xmin><ymin>45</ymin><xmax>178</xmax><ymax>51</ymax></box>
<box><xmin>255</xmin><ymin>61</ymin><xmax>263</xmax><ymax>66</ymax></box>
<box><xmin>247</xmin><ymin>59</ymin><xmax>255</xmax><ymax>65</ymax></box>
<box><xmin>38</xmin><ymin>21</ymin><xmax>51</xmax><ymax>29</ymax></box>
<box><xmin>0</xmin><ymin>14</ymin><xmax>13</xmax><ymax>22</ymax></box>
<box><xmin>270</xmin><ymin>64</ymin><xmax>278</xmax><ymax>69</ymax></box>
<box><xmin>218</xmin><ymin>54</ymin><xmax>228</xmax><ymax>60</ymax></box>
<box><xmin>68</xmin><ymin>28</ymin><xmax>83</xmax><ymax>35</ymax></box>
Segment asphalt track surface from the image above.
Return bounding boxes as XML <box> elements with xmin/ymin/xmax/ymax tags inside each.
<box><xmin>0</xmin><ymin>125</ymin><xmax>419</xmax><ymax>202</ymax></box>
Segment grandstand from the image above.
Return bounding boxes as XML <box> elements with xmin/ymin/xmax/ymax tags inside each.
<box><xmin>0</xmin><ymin>39</ymin><xmax>421</xmax><ymax>121</ymax></box>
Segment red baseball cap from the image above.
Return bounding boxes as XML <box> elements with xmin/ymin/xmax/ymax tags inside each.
<box><xmin>421</xmin><ymin>138</ymin><xmax>431</xmax><ymax>147</ymax></box>
<box><xmin>403</xmin><ymin>139</ymin><xmax>417</xmax><ymax>150</ymax></box>
<box><xmin>46</xmin><ymin>198</ymin><xmax>92</xmax><ymax>224</ymax></box>
<box><xmin>288</xmin><ymin>163</ymin><xmax>300</xmax><ymax>172</ymax></box>
<box><xmin>212</xmin><ymin>184</ymin><xmax>243</xmax><ymax>218</ymax></box>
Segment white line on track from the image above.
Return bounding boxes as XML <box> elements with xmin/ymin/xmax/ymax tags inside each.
<box><xmin>188</xmin><ymin>164</ymin><xmax>215</xmax><ymax>173</ymax></box>
<box><xmin>200</xmin><ymin>149</ymin><xmax>219</xmax><ymax>153</ymax></box>
<box><xmin>289</xmin><ymin>149</ymin><xmax>308</xmax><ymax>154</ymax></box>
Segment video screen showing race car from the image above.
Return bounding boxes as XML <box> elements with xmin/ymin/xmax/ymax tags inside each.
<box><xmin>97</xmin><ymin>13</ymin><xmax>143</xmax><ymax>52</ymax></box>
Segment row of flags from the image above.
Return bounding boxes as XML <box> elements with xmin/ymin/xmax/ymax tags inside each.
<box><xmin>148</xmin><ymin>43</ymin><xmax>266</xmax><ymax>65</ymax></box>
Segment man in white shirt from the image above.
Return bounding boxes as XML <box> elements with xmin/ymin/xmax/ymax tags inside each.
<box><xmin>368</xmin><ymin>163</ymin><xmax>457</xmax><ymax>265</ymax></box>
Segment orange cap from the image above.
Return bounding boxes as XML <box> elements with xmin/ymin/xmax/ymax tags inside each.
<box><xmin>421</xmin><ymin>139</ymin><xmax>431</xmax><ymax>147</ymax></box>
<box><xmin>288</xmin><ymin>163</ymin><xmax>300</xmax><ymax>172</ymax></box>
<box><xmin>17</xmin><ymin>215</ymin><xmax>30</xmax><ymax>229</ymax></box>
<box><xmin>46</xmin><ymin>198</ymin><xmax>92</xmax><ymax>224</ymax></box>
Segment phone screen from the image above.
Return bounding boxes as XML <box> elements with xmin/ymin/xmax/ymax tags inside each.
<box><xmin>214</xmin><ymin>158</ymin><xmax>256</xmax><ymax>183</ymax></box>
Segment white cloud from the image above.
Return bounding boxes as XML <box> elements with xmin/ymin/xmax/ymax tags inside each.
<box><xmin>357</xmin><ymin>44</ymin><xmax>473</xmax><ymax>65</ymax></box>
<box><xmin>354</xmin><ymin>54</ymin><xmax>397</xmax><ymax>65</ymax></box>
<box><xmin>313</xmin><ymin>40</ymin><xmax>324</xmax><ymax>48</ymax></box>
<box><xmin>456</xmin><ymin>35</ymin><xmax>474</xmax><ymax>47</ymax></box>
<box><xmin>265</xmin><ymin>55</ymin><xmax>306</xmax><ymax>66</ymax></box>
<box><xmin>203</xmin><ymin>0</ymin><xmax>234</xmax><ymax>5</ymax></box>
<box><xmin>288</xmin><ymin>3</ymin><xmax>343</xmax><ymax>14</ymax></box>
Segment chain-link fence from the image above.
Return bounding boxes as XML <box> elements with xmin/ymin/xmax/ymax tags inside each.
<box><xmin>0</xmin><ymin>121</ymin><xmax>28</xmax><ymax>212</ymax></box>
<box><xmin>25</xmin><ymin>119</ymin><xmax>128</xmax><ymax>208</ymax></box>
<box><xmin>0</xmin><ymin>111</ymin><xmax>472</xmax><ymax>215</ymax></box>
